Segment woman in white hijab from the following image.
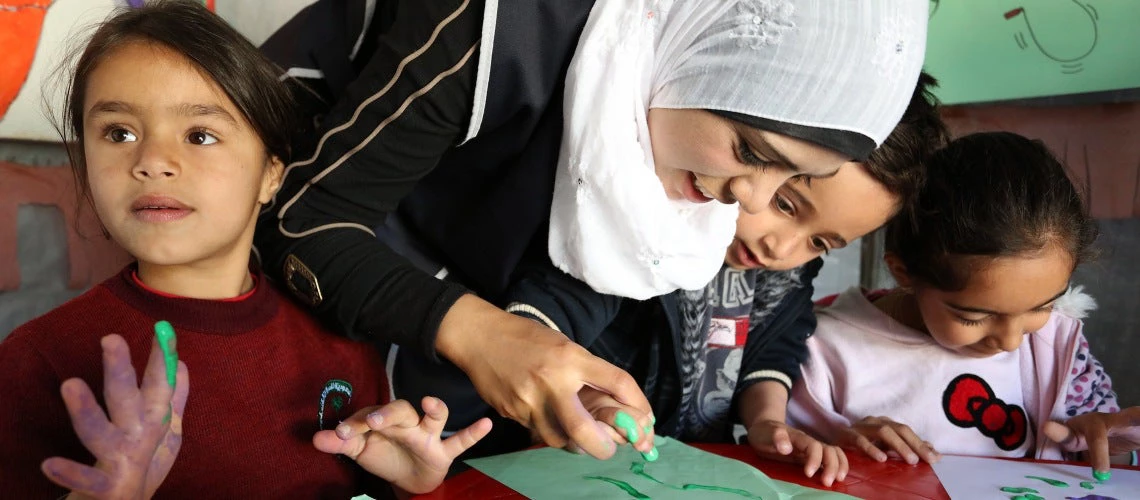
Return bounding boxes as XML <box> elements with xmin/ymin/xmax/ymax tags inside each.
<box><xmin>260</xmin><ymin>0</ymin><xmax>927</xmax><ymax>463</ymax></box>
<box><xmin>553</xmin><ymin>0</ymin><xmax>926</xmax><ymax>298</ymax></box>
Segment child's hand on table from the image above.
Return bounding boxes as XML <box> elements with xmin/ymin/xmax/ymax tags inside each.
<box><xmin>837</xmin><ymin>416</ymin><xmax>940</xmax><ymax>466</ymax></box>
<box><xmin>746</xmin><ymin>419</ymin><xmax>848</xmax><ymax>486</ymax></box>
<box><xmin>314</xmin><ymin>396</ymin><xmax>492</xmax><ymax>494</ymax></box>
<box><xmin>1044</xmin><ymin>406</ymin><xmax>1140</xmax><ymax>480</ymax></box>
<box><xmin>42</xmin><ymin>333</ymin><xmax>189</xmax><ymax>500</ymax></box>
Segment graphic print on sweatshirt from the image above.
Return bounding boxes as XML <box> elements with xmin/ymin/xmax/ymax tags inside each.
<box><xmin>942</xmin><ymin>373</ymin><xmax>1028</xmax><ymax>451</ymax></box>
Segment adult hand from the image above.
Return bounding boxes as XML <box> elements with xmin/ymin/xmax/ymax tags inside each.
<box><xmin>41</xmin><ymin>334</ymin><xmax>189</xmax><ymax>500</ymax></box>
<box><xmin>435</xmin><ymin>295</ymin><xmax>652</xmax><ymax>460</ymax></box>
<box><xmin>747</xmin><ymin>419</ymin><xmax>847</xmax><ymax>486</ymax></box>
<box><xmin>575</xmin><ymin>386</ymin><xmax>657</xmax><ymax>458</ymax></box>
<box><xmin>836</xmin><ymin>416</ymin><xmax>939</xmax><ymax>465</ymax></box>
<box><xmin>1043</xmin><ymin>407</ymin><xmax>1140</xmax><ymax>476</ymax></box>
<box><xmin>314</xmin><ymin>397</ymin><xmax>492</xmax><ymax>494</ymax></box>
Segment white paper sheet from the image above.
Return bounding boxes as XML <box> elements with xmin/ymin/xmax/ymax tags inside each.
<box><xmin>933</xmin><ymin>455</ymin><xmax>1140</xmax><ymax>500</ymax></box>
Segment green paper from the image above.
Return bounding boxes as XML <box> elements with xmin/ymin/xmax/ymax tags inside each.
<box><xmin>925</xmin><ymin>0</ymin><xmax>1140</xmax><ymax>104</ymax></box>
<box><xmin>466</xmin><ymin>437</ymin><xmax>857</xmax><ymax>500</ymax></box>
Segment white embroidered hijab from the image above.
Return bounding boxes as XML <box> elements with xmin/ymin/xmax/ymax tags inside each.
<box><xmin>550</xmin><ymin>0</ymin><xmax>928</xmax><ymax>300</ymax></box>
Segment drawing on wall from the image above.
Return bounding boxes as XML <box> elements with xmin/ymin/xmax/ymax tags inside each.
<box><xmin>924</xmin><ymin>0</ymin><xmax>1139</xmax><ymax>104</ymax></box>
<box><xmin>1005</xmin><ymin>1</ymin><xmax>1099</xmax><ymax>74</ymax></box>
<box><xmin>0</xmin><ymin>0</ymin><xmax>53</xmax><ymax>120</ymax></box>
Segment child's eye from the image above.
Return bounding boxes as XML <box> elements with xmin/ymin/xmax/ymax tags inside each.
<box><xmin>810</xmin><ymin>236</ymin><xmax>830</xmax><ymax>254</ymax></box>
<box><xmin>956</xmin><ymin>316</ymin><xmax>985</xmax><ymax>327</ymax></box>
<box><xmin>774</xmin><ymin>194</ymin><xmax>795</xmax><ymax>216</ymax></box>
<box><xmin>188</xmin><ymin>130</ymin><xmax>218</xmax><ymax>145</ymax></box>
<box><xmin>106</xmin><ymin>127</ymin><xmax>137</xmax><ymax>143</ymax></box>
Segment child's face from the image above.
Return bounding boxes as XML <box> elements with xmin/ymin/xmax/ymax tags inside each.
<box><xmin>906</xmin><ymin>245</ymin><xmax>1073</xmax><ymax>357</ymax></box>
<box><xmin>82</xmin><ymin>41</ymin><xmax>282</xmax><ymax>272</ymax></box>
<box><xmin>724</xmin><ymin>163</ymin><xmax>897</xmax><ymax>271</ymax></box>
<box><xmin>647</xmin><ymin>108</ymin><xmax>848</xmax><ymax>215</ymax></box>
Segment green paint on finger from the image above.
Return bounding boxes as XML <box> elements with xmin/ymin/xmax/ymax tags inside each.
<box><xmin>641</xmin><ymin>446</ymin><xmax>658</xmax><ymax>462</ymax></box>
<box><xmin>614</xmin><ymin>411</ymin><xmax>640</xmax><ymax>444</ymax></box>
<box><xmin>1000</xmin><ymin>487</ymin><xmax>1039</xmax><ymax>494</ymax></box>
<box><xmin>1093</xmin><ymin>469</ymin><xmax>1112</xmax><ymax>483</ymax></box>
<box><xmin>154</xmin><ymin>320</ymin><xmax>178</xmax><ymax>388</ymax></box>
<box><xmin>1025</xmin><ymin>475</ymin><xmax>1069</xmax><ymax>487</ymax></box>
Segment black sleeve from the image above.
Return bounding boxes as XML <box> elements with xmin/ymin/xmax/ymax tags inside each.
<box><xmin>734</xmin><ymin>258</ymin><xmax>824</xmax><ymax>400</ymax></box>
<box><xmin>500</xmin><ymin>261</ymin><xmax>623</xmax><ymax>347</ymax></box>
<box><xmin>254</xmin><ymin>0</ymin><xmax>483</xmax><ymax>359</ymax></box>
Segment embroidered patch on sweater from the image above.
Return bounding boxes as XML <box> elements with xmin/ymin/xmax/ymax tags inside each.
<box><xmin>942</xmin><ymin>373</ymin><xmax>1028</xmax><ymax>451</ymax></box>
<box><xmin>319</xmin><ymin>379</ymin><xmax>353</xmax><ymax>430</ymax></box>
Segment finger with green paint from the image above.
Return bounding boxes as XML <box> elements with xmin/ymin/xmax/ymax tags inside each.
<box><xmin>577</xmin><ymin>387</ymin><xmax>658</xmax><ymax>460</ymax></box>
<box><xmin>1044</xmin><ymin>408</ymin><xmax>1140</xmax><ymax>482</ymax></box>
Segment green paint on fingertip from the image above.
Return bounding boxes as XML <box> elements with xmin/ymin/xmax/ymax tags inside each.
<box><xmin>1093</xmin><ymin>469</ymin><xmax>1111</xmax><ymax>482</ymax></box>
<box><xmin>1000</xmin><ymin>487</ymin><xmax>1039</xmax><ymax>494</ymax></box>
<box><xmin>641</xmin><ymin>446</ymin><xmax>658</xmax><ymax>462</ymax></box>
<box><xmin>154</xmin><ymin>321</ymin><xmax>177</xmax><ymax>388</ymax></box>
<box><xmin>1025</xmin><ymin>475</ymin><xmax>1069</xmax><ymax>487</ymax></box>
<box><xmin>1080</xmin><ymin>481</ymin><xmax>1096</xmax><ymax>489</ymax></box>
<box><xmin>614</xmin><ymin>411</ymin><xmax>640</xmax><ymax>444</ymax></box>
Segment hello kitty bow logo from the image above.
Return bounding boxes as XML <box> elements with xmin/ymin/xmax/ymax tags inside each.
<box><xmin>942</xmin><ymin>374</ymin><xmax>1028</xmax><ymax>451</ymax></box>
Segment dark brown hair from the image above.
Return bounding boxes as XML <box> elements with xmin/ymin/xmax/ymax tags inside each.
<box><xmin>57</xmin><ymin>0</ymin><xmax>295</xmax><ymax>198</ymax></box>
<box><xmin>885</xmin><ymin>131</ymin><xmax>1098</xmax><ymax>291</ymax></box>
<box><xmin>862</xmin><ymin>72</ymin><xmax>950</xmax><ymax>212</ymax></box>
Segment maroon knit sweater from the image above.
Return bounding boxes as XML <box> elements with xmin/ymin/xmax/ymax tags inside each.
<box><xmin>0</xmin><ymin>266</ymin><xmax>389</xmax><ymax>498</ymax></box>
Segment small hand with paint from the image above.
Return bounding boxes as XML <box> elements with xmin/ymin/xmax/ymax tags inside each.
<box><xmin>1044</xmin><ymin>407</ymin><xmax>1140</xmax><ymax>482</ymax></box>
<box><xmin>576</xmin><ymin>386</ymin><xmax>658</xmax><ymax>461</ymax></box>
<box><xmin>41</xmin><ymin>329</ymin><xmax>189</xmax><ymax>500</ymax></box>
<box><xmin>837</xmin><ymin>416</ymin><xmax>940</xmax><ymax>466</ymax></box>
<box><xmin>746</xmin><ymin>419</ymin><xmax>848</xmax><ymax>486</ymax></box>
<box><xmin>313</xmin><ymin>397</ymin><xmax>492</xmax><ymax>494</ymax></box>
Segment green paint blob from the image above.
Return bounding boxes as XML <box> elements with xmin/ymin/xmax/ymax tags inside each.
<box><xmin>1080</xmin><ymin>481</ymin><xmax>1096</xmax><ymax>489</ymax></box>
<box><xmin>1093</xmin><ymin>469</ymin><xmax>1112</xmax><ymax>482</ymax></box>
<box><xmin>642</xmin><ymin>446</ymin><xmax>659</xmax><ymax>462</ymax></box>
<box><xmin>584</xmin><ymin>476</ymin><xmax>650</xmax><ymax>499</ymax></box>
<box><xmin>154</xmin><ymin>321</ymin><xmax>178</xmax><ymax>388</ymax></box>
<box><xmin>1025</xmin><ymin>475</ymin><xmax>1069</xmax><ymax>487</ymax></box>
<box><xmin>1010</xmin><ymin>495</ymin><xmax>1044</xmax><ymax>500</ymax></box>
<box><xmin>615</xmin><ymin>411</ymin><xmax>640</xmax><ymax>444</ymax></box>
<box><xmin>1000</xmin><ymin>487</ymin><xmax>1040</xmax><ymax>494</ymax></box>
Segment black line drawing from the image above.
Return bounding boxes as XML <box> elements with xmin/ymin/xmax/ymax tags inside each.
<box><xmin>1005</xmin><ymin>1</ymin><xmax>1099</xmax><ymax>74</ymax></box>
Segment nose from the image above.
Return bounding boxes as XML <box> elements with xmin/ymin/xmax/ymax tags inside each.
<box><xmin>760</xmin><ymin>228</ymin><xmax>798</xmax><ymax>262</ymax></box>
<box><xmin>991</xmin><ymin>318</ymin><xmax>1026</xmax><ymax>352</ymax></box>
<box><xmin>131</xmin><ymin>138</ymin><xmax>180</xmax><ymax>181</ymax></box>
<box><xmin>729</xmin><ymin>173</ymin><xmax>785</xmax><ymax>215</ymax></box>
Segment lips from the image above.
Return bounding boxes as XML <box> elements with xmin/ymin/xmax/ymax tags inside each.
<box><xmin>681</xmin><ymin>172</ymin><xmax>714</xmax><ymax>204</ymax></box>
<box><xmin>732</xmin><ymin>239</ymin><xmax>765</xmax><ymax>269</ymax></box>
<box><xmin>131</xmin><ymin>195</ymin><xmax>192</xmax><ymax>222</ymax></box>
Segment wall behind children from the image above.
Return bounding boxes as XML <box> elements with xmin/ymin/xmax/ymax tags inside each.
<box><xmin>0</xmin><ymin>0</ymin><xmax>316</xmax><ymax>334</ymax></box>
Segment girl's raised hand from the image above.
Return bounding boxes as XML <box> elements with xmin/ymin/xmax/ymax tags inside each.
<box><xmin>314</xmin><ymin>397</ymin><xmax>492</xmax><ymax>495</ymax></box>
<box><xmin>1044</xmin><ymin>407</ymin><xmax>1140</xmax><ymax>478</ymax></box>
<box><xmin>837</xmin><ymin>416</ymin><xmax>940</xmax><ymax>466</ymax></box>
<box><xmin>41</xmin><ymin>334</ymin><xmax>189</xmax><ymax>500</ymax></box>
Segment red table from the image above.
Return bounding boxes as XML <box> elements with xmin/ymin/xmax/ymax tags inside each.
<box><xmin>415</xmin><ymin>445</ymin><xmax>1140</xmax><ymax>499</ymax></box>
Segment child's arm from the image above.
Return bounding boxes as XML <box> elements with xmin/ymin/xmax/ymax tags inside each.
<box><xmin>41</xmin><ymin>334</ymin><xmax>189</xmax><ymax>500</ymax></box>
<box><xmin>314</xmin><ymin>397</ymin><xmax>492</xmax><ymax>495</ymax></box>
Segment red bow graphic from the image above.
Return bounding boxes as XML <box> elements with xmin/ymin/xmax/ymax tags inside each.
<box><xmin>942</xmin><ymin>374</ymin><xmax>1028</xmax><ymax>451</ymax></box>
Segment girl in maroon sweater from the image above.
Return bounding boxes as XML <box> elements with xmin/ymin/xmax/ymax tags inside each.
<box><xmin>0</xmin><ymin>1</ymin><xmax>490</xmax><ymax>498</ymax></box>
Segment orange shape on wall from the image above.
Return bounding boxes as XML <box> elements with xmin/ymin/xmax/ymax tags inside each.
<box><xmin>0</xmin><ymin>1</ymin><xmax>52</xmax><ymax>119</ymax></box>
